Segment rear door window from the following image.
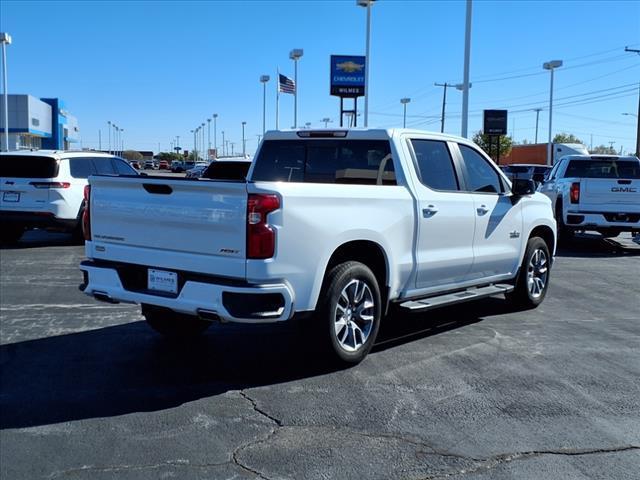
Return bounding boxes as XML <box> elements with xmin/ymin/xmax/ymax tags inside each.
<box><xmin>69</xmin><ymin>158</ymin><xmax>97</xmax><ymax>178</ymax></box>
<box><xmin>410</xmin><ymin>139</ymin><xmax>459</xmax><ymax>191</ymax></box>
<box><xmin>113</xmin><ymin>159</ymin><xmax>137</xmax><ymax>175</ymax></box>
<box><xmin>92</xmin><ymin>157</ymin><xmax>117</xmax><ymax>175</ymax></box>
<box><xmin>252</xmin><ymin>140</ymin><xmax>395</xmax><ymax>185</ymax></box>
<box><xmin>0</xmin><ymin>156</ymin><xmax>59</xmax><ymax>178</ymax></box>
<box><xmin>459</xmin><ymin>145</ymin><xmax>504</xmax><ymax>193</ymax></box>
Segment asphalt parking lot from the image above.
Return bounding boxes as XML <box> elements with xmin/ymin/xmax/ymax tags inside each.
<box><xmin>1</xmin><ymin>232</ymin><xmax>639</xmax><ymax>479</ymax></box>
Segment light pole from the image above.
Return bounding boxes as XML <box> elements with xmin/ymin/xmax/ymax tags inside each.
<box><xmin>201</xmin><ymin>123</ymin><xmax>205</xmax><ymax>160</ymax></box>
<box><xmin>191</xmin><ymin>129</ymin><xmax>195</xmax><ymax>159</ymax></box>
<box><xmin>221</xmin><ymin>130</ymin><xmax>225</xmax><ymax>156</ymax></box>
<box><xmin>260</xmin><ymin>75</ymin><xmax>270</xmax><ymax>135</ymax></box>
<box><xmin>356</xmin><ymin>1</ymin><xmax>375</xmax><ymax>128</ymax></box>
<box><xmin>120</xmin><ymin>129</ymin><xmax>124</xmax><ymax>155</ymax></box>
<box><xmin>213</xmin><ymin>114</ymin><xmax>218</xmax><ymax>157</ymax></box>
<box><xmin>1</xmin><ymin>32</ymin><xmax>11</xmax><ymax>152</ymax></box>
<box><xmin>107</xmin><ymin>121</ymin><xmax>111</xmax><ymax>154</ymax></box>
<box><xmin>322</xmin><ymin>117</ymin><xmax>332</xmax><ymax>128</ymax></box>
<box><xmin>533</xmin><ymin>108</ymin><xmax>542</xmax><ymax>144</ymax></box>
<box><xmin>207</xmin><ymin>118</ymin><xmax>211</xmax><ymax>160</ymax></box>
<box><xmin>400</xmin><ymin>98</ymin><xmax>411</xmax><ymax>128</ymax></box>
<box><xmin>461</xmin><ymin>0</ymin><xmax>472</xmax><ymax>138</ymax></box>
<box><xmin>176</xmin><ymin>135</ymin><xmax>180</xmax><ymax>154</ymax></box>
<box><xmin>543</xmin><ymin>59</ymin><xmax>563</xmax><ymax>165</ymax></box>
<box><xmin>241</xmin><ymin>121</ymin><xmax>246</xmax><ymax>156</ymax></box>
<box><xmin>289</xmin><ymin>49</ymin><xmax>303</xmax><ymax>128</ymax></box>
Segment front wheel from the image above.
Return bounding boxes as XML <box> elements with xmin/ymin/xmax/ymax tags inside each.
<box><xmin>315</xmin><ymin>261</ymin><xmax>382</xmax><ymax>365</ymax></box>
<box><xmin>506</xmin><ymin>237</ymin><xmax>551</xmax><ymax>309</ymax></box>
<box><xmin>142</xmin><ymin>305</ymin><xmax>211</xmax><ymax>338</ymax></box>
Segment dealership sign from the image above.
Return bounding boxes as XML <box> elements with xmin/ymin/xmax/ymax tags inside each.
<box><xmin>330</xmin><ymin>55</ymin><xmax>366</xmax><ymax>97</ymax></box>
<box><xmin>483</xmin><ymin>109</ymin><xmax>508</xmax><ymax>135</ymax></box>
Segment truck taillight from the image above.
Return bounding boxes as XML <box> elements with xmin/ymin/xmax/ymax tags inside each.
<box><xmin>82</xmin><ymin>185</ymin><xmax>91</xmax><ymax>241</ymax></box>
<box><xmin>247</xmin><ymin>194</ymin><xmax>280</xmax><ymax>259</ymax></box>
<box><xmin>570</xmin><ymin>182</ymin><xmax>580</xmax><ymax>204</ymax></box>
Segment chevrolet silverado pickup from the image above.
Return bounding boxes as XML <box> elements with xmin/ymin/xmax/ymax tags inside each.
<box><xmin>80</xmin><ymin>129</ymin><xmax>556</xmax><ymax>364</ymax></box>
<box><xmin>538</xmin><ymin>154</ymin><xmax>640</xmax><ymax>241</ymax></box>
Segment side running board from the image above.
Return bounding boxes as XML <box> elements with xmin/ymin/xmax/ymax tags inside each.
<box><xmin>399</xmin><ymin>284</ymin><xmax>514</xmax><ymax>311</ymax></box>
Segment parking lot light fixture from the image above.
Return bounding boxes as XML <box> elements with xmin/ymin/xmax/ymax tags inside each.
<box><xmin>242</xmin><ymin>121</ymin><xmax>246</xmax><ymax>156</ymax></box>
<box><xmin>322</xmin><ymin>117</ymin><xmax>332</xmax><ymax>128</ymax></box>
<box><xmin>1</xmin><ymin>32</ymin><xmax>11</xmax><ymax>152</ymax></box>
<box><xmin>400</xmin><ymin>98</ymin><xmax>411</xmax><ymax>128</ymax></box>
<box><xmin>260</xmin><ymin>75</ymin><xmax>270</xmax><ymax>135</ymax></box>
<box><xmin>289</xmin><ymin>49</ymin><xmax>303</xmax><ymax>128</ymax></box>
<box><xmin>543</xmin><ymin>59</ymin><xmax>563</xmax><ymax>165</ymax></box>
<box><xmin>207</xmin><ymin>118</ymin><xmax>211</xmax><ymax>159</ymax></box>
<box><xmin>213</xmin><ymin>114</ymin><xmax>218</xmax><ymax>157</ymax></box>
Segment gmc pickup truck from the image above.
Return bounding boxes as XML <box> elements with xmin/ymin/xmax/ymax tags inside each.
<box><xmin>80</xmin><ymin>129</ymin><xmax>556</xmax><ymax>364</ymax></box>
<box><xmin>538</xmin><ymin>154</ymin><xmax>640</xmax><ymax>241</ymax></box>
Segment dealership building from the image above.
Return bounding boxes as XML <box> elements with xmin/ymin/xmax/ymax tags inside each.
<box><xmin>0</xmin><ymin>95</ymin><xmax>80</xmax><ymax>150</ymax></box>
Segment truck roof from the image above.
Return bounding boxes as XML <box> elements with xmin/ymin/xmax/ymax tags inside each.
<box><xmin>559</xmin><ymin>154</ymin><xmax>639</xmax><ymax>162</ymax></box>
<box><xmin>262</xmin><ymin>128</ymin><xmax>475</xmax><ymax>145</ymax></box>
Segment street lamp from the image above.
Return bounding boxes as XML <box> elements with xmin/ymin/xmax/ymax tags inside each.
<box><xmin>221</xmin><ymin>130</ymin><xmax>225</xmax><ymax>156</ymax></box>
<box><xmin>213</xmin><ymin>113</ymin><xmax>218</xmax><ymax>157</ymax></box>
<box><xmin>356</xmin><ymin>0</ymin><xmax>375</xmax><ymax>128</ymax></box>
<box><xmin>543</xmin><ymin>59</ymin><xmax>563</xmax><ymax>165</ymax></box>
<box><xmin>260</xmin><ymin>75</ymin><xmax>270</xmax><ymax>135</ymax></box>
<box><xmin>400</xmin><ymin>98</ymin><xmax>411</xmax><ymax>128</ymax></box>
<box><xmin>322</xmin><ymin>117</ymin><xmax>332</xmax><ymax>128</ymax></box>
<box><xmin>289</xmin><ymin>48</ymin><xmax>303</xmax><ymax>128</ymax></box>
<box><xmin>207</xmin><ymin>118</ymin><xmax>211</xmax><ymax>160</ymax></box>
<box><xmin>201</xmin><ymin>123</ymin><xmax>205</xmax><ymax>160</ymax></box>
<box><xmin>460</xmin><ymin>0</ymin><xmax>472</xmax><ymax>138</ymax></box>
<box><xmin>191</xmin><ymin>130</ymin><xmax>195</xmax><ymax>158</ymax></box>
<box><xmin>241</xmin><ymin>121</ymin><xmax>246</xmax><ymax>156</ymax></box>
<box><xmin>120</xmin><ymin>129</ymin><xmax>124</xmax><ymax>155</ymax></box>
<box><xmin>107</xmin><ymin>121</ymin><xmax>111</xmax><ymax>154</ymax></box>
<box><xmin>1</xmin><ymin>32</ymin><xmax>11</xmax><ymax>152</ymax></box>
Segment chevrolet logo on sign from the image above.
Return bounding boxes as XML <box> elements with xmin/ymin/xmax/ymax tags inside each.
<box><xmin>336</xmin><ymin>61</ymin><xmax>364</xmax><ymax>73</ymax></box>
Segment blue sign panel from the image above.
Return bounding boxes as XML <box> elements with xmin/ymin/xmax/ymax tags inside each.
<box><xmin>330</xmin><ymin>55</ymin><xmax>366</xmax><ymax>97</ymax></box>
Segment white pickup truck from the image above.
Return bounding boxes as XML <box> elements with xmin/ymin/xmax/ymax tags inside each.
<box><xmin>80</xmin><ymin>129</ymin><xmax>556</xmax><ymax>364</ymax></box>
<box><xmin>538</xmin><ymin>154</ymin><xmax>640</xmax><ymax>241</ymax></box>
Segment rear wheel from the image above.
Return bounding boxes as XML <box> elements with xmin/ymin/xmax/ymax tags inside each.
<box><xmin>555</xmin><ymin>201</ymin><xmax>573</xmax><ymax>245</ymax></box>
<box><xmin>142</xmin><ymin>305</ymin><xmax>211</xmax><ymax>338</ymax></box>
<box><xmin>314</xmin><ymin>261</ymin><xmax>381</xmax><ymax>365</ymax></box>
<box><xmin>506</xmin><ymin>236</ymin><xmax>551</xmax><ymax>309</ymax></box>
<box><xmin>1</xmin><ymin>225</ymin><xmax>25</xmax><ymax>245</ymax></box>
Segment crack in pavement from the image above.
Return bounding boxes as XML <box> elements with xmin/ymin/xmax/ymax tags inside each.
<box><xmin>418</xmin><ymin>445</ymin><xmax>640</xmax><ymax>479</ymax></box>
<box><xmin>47</xmin><ymin>459</ymin><xmax>231</xmax><ymax>479</ymax></box>
<box><xmin>230</xmin><ymin>389</ymin><xmax>285</xmax><ymax>480</ymax></box>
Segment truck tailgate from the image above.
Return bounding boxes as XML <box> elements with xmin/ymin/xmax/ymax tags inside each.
<box><xmin>580</xmin><ymin>178</ymin><xmax>640</xmax><ymax>209</ymax></box>
<box><xmin>88</xmin><ymin>176</ymin><xmax>248</xmax><ymax>278</ymax></box>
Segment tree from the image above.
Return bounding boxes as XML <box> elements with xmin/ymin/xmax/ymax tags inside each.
<box><xmin>472</xmin><ymin>131</ymin><xmax>512</xmax><ymax>160</ymax></box>
<box><xmin>122</xmin><ymin>150</ymin><xmax>143</xmax><ymax>161</ymax></box>
<box><xmin>590</xmin><ymin>145</ymin><xmax>617</xmax><ymax>155</ymax></box>
<box><xmin>553</xmin><ymin>133</ymin><xmax>583</xmax><ymax>144</ymax></box>
<box><xmin>157</xmin><ymin>151</ymin><xmax>182</xmax><ymax>161</ymax></box>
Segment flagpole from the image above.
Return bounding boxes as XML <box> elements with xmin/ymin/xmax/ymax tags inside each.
<box><xmin>276</xmin><ymin>68</ymin><xmax>280</xmax><ymax>130</ymax></box>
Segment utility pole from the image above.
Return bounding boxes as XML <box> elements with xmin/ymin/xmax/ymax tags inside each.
<box><xmin>624</xmin><ymin>47</ymin><xmax>640</xmax><ymax>156</ymax></box>
<box><xmin>435</xmin><ymin>82</ymin><xmax>450</xmax><ymax>133</ymax></box>
<box><xmin>533</xmin><ymin>108</ymin><xmax>542</xmax><ymax>143</ymax></box>
<box><xmin>230</xmin><ymin>141</ymin><xmax>235</xmax><ymax>156</ymax></box>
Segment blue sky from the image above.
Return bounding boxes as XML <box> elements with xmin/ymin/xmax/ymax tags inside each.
<box><xmin>2</xmin><ymin>0</ymin><xmax>639</xmax><ymax>154</ymax></box>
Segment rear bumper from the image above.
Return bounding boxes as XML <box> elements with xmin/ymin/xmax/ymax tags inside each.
<box><xmin>0</xmin><ymin>211</ymin><xmax>77</xmax><ymax>231</ymax></box>
<box><xmin>564</xmin><ymin>210</ymin><xmax>640</xmax><ymax>231</ymax></box>
<box><xmin>79</xmin><ymin>260</ymin><xmax>295</xmax><ymax>324</ymax></box>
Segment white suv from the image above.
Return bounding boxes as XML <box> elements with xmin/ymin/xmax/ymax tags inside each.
<box><xmin>0</xmin><ymin>150</ymin><xmax>138</xmax><ymax>243</ymax></box>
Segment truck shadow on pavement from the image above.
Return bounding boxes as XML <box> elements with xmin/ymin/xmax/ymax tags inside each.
<box><xmin>0</xmin><ymin>230</ymin><xmax>80</xmax><ymax>250</ymax></box>
<box><xmin>0</xmin><ymin>302</ymin><xmax>495</xmax><ymax>430</ymax></box>
<box><xmin>555</xmin><ymin>233</ymin><xmax>640</xmax><ymax>258</ymax></box>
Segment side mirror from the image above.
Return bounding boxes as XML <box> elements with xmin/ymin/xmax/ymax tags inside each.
<box><xmin>511</xmin><ymin>178</ymin><xmax>536</xmax><ymax>196</ymax></box>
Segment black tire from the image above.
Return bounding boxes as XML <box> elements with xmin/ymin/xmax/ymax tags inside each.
<box><xmin>506</xmin><ymin>236</ymin><xmax>551</xmax><ymax>310</ymax></box>
<box><xmin>555</xmin><ymin>201</ymin><xmax>573</xmax><ymax>246</ymax></box>
<box><xmin>1</xmin><ymin>225</ymin><xmax>25</xmax><ymax>245</ymax></box>
<box><xmin>142</xmin><ymin>305</ymin><xmax>211</xmax><ymax>338</ymax></box>
<box><xmin>315</xmin><ymin>261</ymin><xmax>382</xmax><ymax>365</ymax></box>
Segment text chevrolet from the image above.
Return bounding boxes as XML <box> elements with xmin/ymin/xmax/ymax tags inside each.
<box><xmin>80</xmin><ymin>129</ymin><xmax>557</xmax><ymax>364</ymax></box>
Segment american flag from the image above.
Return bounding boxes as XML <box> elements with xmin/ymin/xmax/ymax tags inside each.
<box><xmin>279</xmin><ymin>73</ymin><xmax>296</xmax><ymax>95</ymax></box>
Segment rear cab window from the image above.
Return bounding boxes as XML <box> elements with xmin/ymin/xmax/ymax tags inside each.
<box><xmin>564</xmin><ymin>159</ymin><xmax>640</xmax><ymax>179</ymax></box>
<box><xmin>0</xmin><ymin>156</ymin><xmax>59</xmax><ymax>178</ymax></box>
<box><xmin>409</xmin><ymin>139</ymin><xmax>459</xmax><ymax>191</ymax></box>
<box><xmin>252</xmin><ymin>140</ymin><xmax>396</xmax><ymax>185</ymax></box>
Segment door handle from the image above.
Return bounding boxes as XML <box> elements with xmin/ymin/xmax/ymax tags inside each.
<box><xmin>422</xmin><ymin>205</ymin><xmax>438</xmax><ymax>217</ymax></box>
<box><xmin>476</xmin><ymin>205</ymin><xmax>489</xmax><ymax>215</ymax></box>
